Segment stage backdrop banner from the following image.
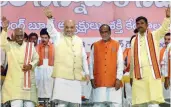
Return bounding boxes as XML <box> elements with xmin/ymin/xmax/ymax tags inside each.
<box><xmin>1</xmin><ymin>1</ymin><xmax>169</xmax><ymax>52</ymax></box>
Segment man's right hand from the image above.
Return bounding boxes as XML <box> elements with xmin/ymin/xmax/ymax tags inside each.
<box><xmin>1</xmin><ymin>66</ymin><xmax>5</xmax><ymax>73</ymax></box>
<box><xmin>1</xmin><ymin>16</ymin><xmax>9</xmax><ymax>32</ymax></box>
<box><xmin>90</xmin><ymin>79</ymin><xmax>96</xmax><ymax>89</ymax></box>
<box><xmin>43</xmin><ymin>7</ymin><xmax>53</xmax><ymax>19</ymax></box>
<box><xmin>130</xmin><ymin>78</ymin><xmax>133</xmax><ymax>86</ymax></box>
<box><xmin>164</xmin><ymin>77</ymin><xmax>170</xmax><ymax>90</ymax></box>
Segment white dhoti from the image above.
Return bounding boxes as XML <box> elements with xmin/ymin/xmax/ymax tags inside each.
<box><xmin>91</xmin><ymin>87</ymin><xmax>122</xmax><ymax>105</ymax></box>
<box><xmin>51</xmin><ymin>78</ymin><xmax>81</xmax><ymax>104</ymax></box>
<box><xmin>35</xmin><ymin>59</ymin><xmax>54</xmax><ymax>98</ymax></box>
<box><xmin>81</xmin><ymin>81</ymin><xmax>92</xmax><ymax>99</ymax></box>
<box><xmin>162</xmin><ymin>81</ymin><xmax>171</xmax><ymax>105</ymax></box>
<box><xmin>123</xmin><ymin>72</ymin><xmax>132</xmax><ymax>107</ymax></box>
<box><xmin>93</xmin><ymin>102</ymin><xmax>121</xmax><ymax>107</ymax></box>
<box><xmin>10</xmin><ymin>100</ymin><xmax>35</xmax><ymax>107</ymax></box>
<box><xmin>162</xmin><ymin>83</ymin><xmax>171</xmax><ymax>99</ymax></box>
<box><xmin>161</xmin><ymin>59</ymin><xmax>171</xmax><ymax>104</ymax></box>
<box><xmin>124</xmin><ymin>72</ymin><xmax>132</xmax><ymax>99</ymax></box>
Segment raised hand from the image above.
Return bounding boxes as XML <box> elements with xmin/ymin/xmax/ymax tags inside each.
<box><xmin>166</xmin><ymin>5</ymin><xmax>170</xmax><ymax>18</ymax></box>
<box><xmin>164</xmin><ymin>77</ymin><xmax>170</xmax><ymax>90</ymax></box>
<box><xmin>43</xmin><ymin>7</ymin><xmax>53</xmax><ymax>19</ymax></box>
<box><xmin>1</xmin><ymin>16</ymin><xmax>9</xmax><ymax>32</ymax></box>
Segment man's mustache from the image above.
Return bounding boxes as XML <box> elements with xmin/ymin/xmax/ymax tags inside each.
<box><xmin>137</xmin><ymin>27</ymin><xmax>143</xmax><ymax>30</ymax></box>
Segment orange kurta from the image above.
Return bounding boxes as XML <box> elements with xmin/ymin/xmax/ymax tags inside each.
<box><xmin>37</xmin><ymin>42</ymin><xmax>54</xmax><ymax>66</ymax></box>
<box><xmin>93</xmin><ymin>39</ymin><xmax>120</xmax><ymax>87</ymax></box>
<box><xmin>123</xmin><ymin>48</ymin><xmax>131</xmax><ymax>73</ymax></box>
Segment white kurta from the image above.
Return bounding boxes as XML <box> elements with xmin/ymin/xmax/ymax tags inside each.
<box><xmin>89</xmin><ymin>45</ymin><xmax>124</xmax><ymax>103</ymax></box>
<box><xmin>46</xmin><ymin>19</ymin><xmax>89</xmax><ymax>103</ymax></box>
<box><xmin>35</xmin><ymin>59</ymin><xmax>53</xmax><ymax>98</ymax></box>
<box><xmin>161</xmin><ymin>43</ymin><xmax>171</xmax><ymax>100</ymax></box>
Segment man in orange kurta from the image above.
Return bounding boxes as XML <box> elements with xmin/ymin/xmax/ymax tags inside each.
<box><xmin>35</xmin><ymin>28</ymin><xmax>54</xmax><ymax>107</ymax></box>
<box><xmin>90</xmin><ymin>24</ymin><xmax>124</xmax><ymax>107</ymax></box>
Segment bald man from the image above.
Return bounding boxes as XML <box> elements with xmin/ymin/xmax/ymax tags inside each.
<box><xmin>0</xmin><ymin>17</ymin><xmax>39</xmax><ymax>107</ymax></box>
<box><xmin>89</xmin><ymin>24</ymin><xmax>124</xmax><ymax>107</ymax></box>
<box><xmin>43</xmin><ymin>8</ymin><xmax>89</xmax><ymax>107</ymax></box>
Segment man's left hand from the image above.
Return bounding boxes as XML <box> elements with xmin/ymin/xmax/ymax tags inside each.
<box><xmin>164</xmin><ymin>77</ymin><xmax>170</xmax><ymax>90</ymax></box>
<box><xmin>115</xmin><ymin>79</ymin><xmax>121</xmax><ymax>90</ymax></box>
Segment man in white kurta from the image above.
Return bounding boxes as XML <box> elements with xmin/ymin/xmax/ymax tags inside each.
<box><xmin>44</xmin><ymin>8</ymin><xmax>89</xmax><ymax>107</ymax></box>
<box><xmin>1</xmin><ymin>17</ymin><xmax>39</xmax><ymax>107</ymax></box>
<box><xmin>160</xmin><ymin>33</ymin><xmax>170</xmax><ymax>101</ymax></box>
<box><xmin>122</xmin><ymin>35</ymin><xmax>136</xmax><ymax>106</ymax></box>
<box><xmin>161</xmin><ymin>42</ymin><xmax>171</xmax><ymax>103</ymax></box>
<box><xmin>89</xmin><ymin>24</ymin><xmax>124</xmax><ymax>107</ymax></box>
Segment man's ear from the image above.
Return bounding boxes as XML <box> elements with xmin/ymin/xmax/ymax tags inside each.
<box><xmin>11</xmin><ymin>33</ymin><xmax>16</xmax><ymax>41</ymax></box>
<box><xmin>146</xmin><ymin>23</ymin><xmax>149</xmax><ymax>28</ymax></box>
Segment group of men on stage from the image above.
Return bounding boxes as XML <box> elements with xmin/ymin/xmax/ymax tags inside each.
<box><xmin>0</xmin><ymin>6</ymin><xmax>170</xmax><ymax>107</ymax></box>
